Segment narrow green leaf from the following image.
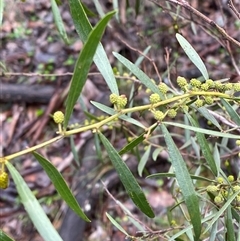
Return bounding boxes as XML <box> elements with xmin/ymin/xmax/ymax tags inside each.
<box><xmin>213</xmin><ymin>144</ymin><xmax>221</xmax><ymax>175</ymax></box>
<box><xmin>204</xmin><ymin>189</ymin><xmax>240</xmax><ymax>234</ymax></box>
<box><xmin>64</xmin><ymin>11</ymin><xmax>116</xmax><ymax>128</ymax></box>
<box><xmin>209</xmin><ymin>218</ymin><xmax>218</xmax><ymax>241</ymax></box>
<box><xmin>0</xmin><ymin>230</ymin><xmax>15</xmax><ymax>241</ymax></box>
<box><xmin>190</xmin><ymin>136</ymin><xmax>200</xmax><ymax>161</ymax></box>
<box><xmin>119</xmin><ymin>133</ymin><xmax>146</xmax><ymax>155</ymax></box>
<box><xmin>160</xmin><ymin>124</ymin><xmax>201</xmax><ymax>239</ymax></box>
<box><xmin>70</xmin><ymin>136</ymin><xmax>80</xmax><ymax>167</ymax></box>
<box><xmin>0</xmin><ymin>0</ymin><xmax>4</xmax><ymax>27</ymax></box>
<box><xmin>118</xmin><ymin>125</ymin><xmax>158</xmax><ymax>156</ymax></box>
<box><xmin>33</xmin><ymin>152</ymin><xmax>90</xmax><ymax>222</ymax></box>
<box><xmin>152</xmin><ymin>148</ymin><xmax>163</xmax><ymax>161</ymax></box>
<box><xmin>221</xmin><ymin>98</ymin><xmax>240</xmax><ymax>126</ymax></box>
<box><xmin>138</xmin><ymin>145</ymin><xmax>151</xmax><ymax>177</ymax></box>
<box><xmin>147</xmin><ymin>173</ymin><xmax>214</xmax><ymax>183</ymax></box>
<box><xmin>113</xmin><ymin>52</ymin><xmax>164</xmax><ymax>98</ymax></box>
<box><xmin>93</xmin><ymin>0</ymin><xmax>105</xmax><ymax>18</ymax></box>
<box><xmin>231</xmin><ymin>207</ymin><xmax>240</xmax><ymax>222</ymax></box>
<box><xmin>176</xmin><ymin>33</ymin><xmax>209</xmax><ymax>80</ymax></box>
<box><xmin>91</xmin><ymin>101</ymin><xmax>145</xmax><ymax>128</ymax></box>
<box><xmin>226</xmin><ymin>206</ymin><xmax>235</xmax><ymax>241</ymax></box>
<box><xmin>112</xmin><ymin>0</ymin><xmax>119</xmax><ymax>22</ymax></box>
<box><xmin>98</xmin><ymin>132</ymin><xmax>155</xmax><ymax>218</ymax></box>
<box><xmin>163</xmin><ymin>121</ymin><xmax>240</xmax><ymax>139</ymax></box>
<box><xmin>185</xmin><ymin>113</ymin><xmax>218</xmax><ymax>176</ymax></box>
<box><xmin>68</xmin><ymin>0</ymin><xmax>118</xmax><ymax>95</ymax></box>
<box><xmin>50</xmin><ymin>0</ymin><xmax>69</xmax><ymax>44</ymax></box>
<box><xmin>135</xmin><ymin>0</ymin><xmax>141</xmax><ymax>16</ymax></box>
<box><xmin>106</xmin><ymin>212</ymin><xmax>129</xmax><ymax>236</ymax></box>
<box><xmin>81</xmin><ymin>2</ymin><xmax>97</xmax><ymax>17</ymax></box>
<box><xmin>169</xmin><ymin>213</ymin><xmax>217</xmax><ymax>241</ymax></box>
<box><xmin>197</xmin><ymin>107</ymin><xmax>222</xmax><ymax>130</ymax></box>
<box><xmin>135</xmin><ymin>45</ymin><xmax>152</xmax><ymax>66</ymax></box>
<box><xmin>6</xmin><ymin>162</ymin><xmax>64</xmax><ymax>241</ymax></box>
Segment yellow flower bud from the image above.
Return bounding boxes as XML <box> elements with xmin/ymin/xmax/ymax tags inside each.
<box><xmin>227</xmin><ymin>175</ymin><xmax>234</xmax><ymax>182</ymax></box>
<box><xmin>53</xmin><ymin>111</ymin><xmax>65</xmax><ymax>124</ymax></box>
<box><xmin>0</xmin><ymin>171</ymin><xmax>9</xmax><ymax>189</ymax></box>
<box><xmin>216</xmin><ymin>177</ymin><xmax>224</xmax><ymax>184</ymax></box>
<box><xmin>214</xmin><ymin>195</ymin><xmax>223</xmax><ymax>204</ymax></box>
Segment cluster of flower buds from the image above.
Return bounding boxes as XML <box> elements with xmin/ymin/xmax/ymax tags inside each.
<box><xmin>0</xmin><ymin>165</ymin><xmax>8</xmax><ymax>189</ymax></box>
<box><xmin>109</xmin><ymin>93</ymin><xmax>128</xmax><ymax>109</ymax></box>
<box><xmin>177</xmin><ymin>76</ymin><xmax>240</xmax><ymax>107</ymax></box>
<box><xmin>177</xmin><ymin>76</ymin><xmax>240</xmax><ymax>93</ymax></box>
<box><xmin>148</xmin><ymin>76</ymin><xmax>240</xmax><ymax>121</ymax></box>
<box><xmin>206</xmin><ymin>176</ymin><xmax>240</xmax><ymax>209</ymax></box>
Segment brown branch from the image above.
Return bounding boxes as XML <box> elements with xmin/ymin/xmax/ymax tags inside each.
<box><xmin>228</xmin><ymin>0</ymin><xmax>240</xmax><ymax>20</ymax></box>
<box><xmin>1</xmin><ymin>72</ymin><xmax>101</xmax><ymax>77</ymax></box>
<box><xmin>115</xmin><ymin>34</ymin><xmax>163</xmax><ymax>83</ymax></box>
<box><xmin>150</xmin><ymin>0</ymin><xmax>240</xmax><ymax>48</ymax></box>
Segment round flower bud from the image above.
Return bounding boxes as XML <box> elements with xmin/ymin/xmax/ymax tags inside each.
<box><xmin>236</xmin><ymin>140</ymin><xmax>240</xmax><ymax>146</ymax></box>
<box><xmin>0</xmin><ymin>171</ymin><xmax>9</xmax><ymax>189</ymax></box>
<box><xmin>216</xmin><ymin>177</ymin><xmax>224</xmax><ymax>184</ymax></box>
<box><xmin>167</xmin><ymin>109</ymin><xmax>177</xmax><ymax>118</ymax></box>
<box><xmin>117</xmin><ymin>95</ymin><xmax>128</xmax><ymax>108</ymax></box>
<box><xmin>224</xmin><ymin>83</ymin><xmax>233</xmax><ymax>91</ymax></box>
<box><xmin>233</xmin><ymin>185</ymin><xmax>240</xmax><ymax>192</ymax></box>
<box><xmin>214</xmin><ymin>195</ymin><xmax>223</xmax><ymax>204</ymax></box>
<box><xmin>215</xmin><ymin>82</ymin><xmax>225</xmax><ymax>91</ymax></box>
<box><xmin>206</xmin><ymin>185</ymin><xmax>219</xmax><ymax>193</ymax></box>
<box><xmin>177</xmin><ymin>76</ymin><xmax>188</xmax><ymax>88</ymax></box>
<box><xmin>170</xmin><ymin>220</ymin><xmax>177</xmax><ymax>226</ymax></box>
<box><xmin>149</xmin><ymin>93</ymin><xmax>161</xmax><ymax>104</ymax></box>
<box><xmin>190</xmin><ymin>78</ymin><xmax>201</xmax><ymax>88</ymax></box>
<box><xmin>153</xmin><ymin>110</ymin><xmax>165</xmax><ymax>121</ymax></box>
<box><xmin>158</xmin><ymin>83</ymin><xmax>168</xmax><ymax>94</ymax></box>
<box><xmin>181</xmin><ymin>105</ymin><xmax>189</xmax><ymax>112</ymax></box>
<box><xmin>225</xmin><ymin>160</ymin><xmax>230</xmax><ymax>167</ymax></box>
<box><xmin>194</xmin><ymin>99</ymin><xmax>204</xmax><ymax>108</ymax></box>
<box><xmin>53</xmin><ymin>111</ymin><xmax>65</xmax><ymax>124</ymax></box>
<box><xmin>233</xmin><ymin>83</ymin><xmax>240</xmax><ymax>91</ymax></box>
<box><xmin>109</xmin><ymin>93</ymin><xmax>118</xmax><ymax>104</ymax></box>
<box><xmin>204</xmin><ymin>96</ymin><xmax>214</xmax><ymax>105</ymax></box>
<box><xmin>222</xmin><ymin>190</ymin><xmax>228</xmax><ymax>197</ymax></box>
<box><xmin>206</xmin><ymin>79</ymin><xmax>214</xmax><ymax>88</ymax></box>
<box><xmin>146</xmin><ymin>88</ymin><xmax>152</xmax><ymax>94</ymax></box>
<box><xmin>201</xmin><ymin>83</ymin><xmax>209</xmax><ymax>91</ymax></box>
<box><xmin>228</xmin><ymin>175</ymin><xmax>234</xmax><ymax>182</ymax></box>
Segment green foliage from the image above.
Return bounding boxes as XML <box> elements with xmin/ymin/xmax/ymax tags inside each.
<box><xmin>161</xmin><ymin>124</ymin><xmax>201</xmax><ymax>240</ymax></box>
<box><xmin>68</xmin><ymin>0</ymin><xmax>119</xmax><ymax>95</ymax></box>
<box><xmin>33</xmin><ymin>152</ymin><xmax>90</xmax><ymax>222</ymax></box>
<box><xmin>64</xmin><ymin>10</ymin><xmax>116</xmax><ymax>128</ymax></box>
<box><xmin>50</xmin><ymin>0</ymin><xmax>69</xmax><ymax>44</ymax></box>
<box><xmin>0</xmin><ymin>229</ymin><xmax>14</xmax><ymax>241</ymax></box>
<box><xmin>99</xmin><ymin>132</ymin><xmax>155</xmax><ymax>218</ymax></box>
<box><xmin>1</xmin><ymin>1</ymin><xmax>240</xmax><ymax>240</ymax></box>
<box><xmin>6</xmin><ymin>162</ymin><xmax>64</xmax><ymax>241</ymax></box>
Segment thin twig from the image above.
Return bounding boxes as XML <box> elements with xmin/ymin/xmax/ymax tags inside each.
<box><xmin>1</xmin><ymin>72</ymin><xmax>100</xmax><ymax>77</ymax></box>
<box><xmin>101</xmin><ymin>180</ymin><xmax>153</xmax><ymax>232</ymax></box>
<box><xmin>1</xmin><ymin>72</ymin><xmax>142</xmax><ymax>83</ymax></box>
<box><xmin>208</xmin><ymin>109</ymin><xmax>240</xmax><ymax>133</ymax></box>
<box><xmin>228</xmin><ymin>0</ymin><xmax>240</xmax><ymax>20</ymax></box>
<box><xmin>115</xmin><ymin>34</ymin><xmax>163</xmax><ymax>83</ymax></box>
<box><xmin>225</xmin><ymin>41</ymin><xmax>240</xmax><ymax>75</ymax></box>
<box><xmin>150</xmin><ymin>0</ymin><xmax>240</xmax><ymax>48</ymax></box>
